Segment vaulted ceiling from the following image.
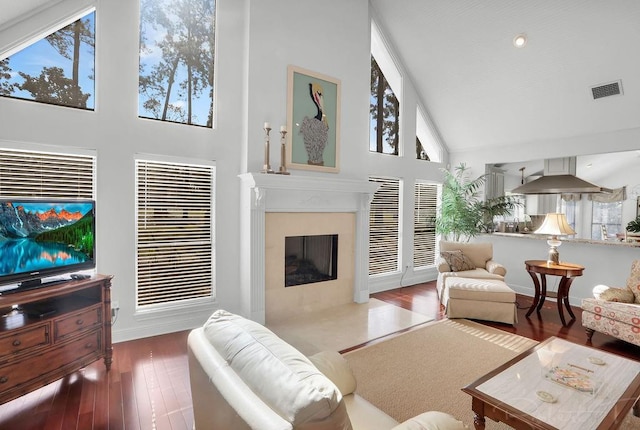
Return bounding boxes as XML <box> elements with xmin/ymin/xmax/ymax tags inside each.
<box><xmin>370</xmin><ymin>0</ymin><xmax>640</xmax><ymax>155</ymax></box>
<box><xmin>3</xmin><ymin>0</ymin><xmax>640</xmax><ymax>160</ymax></box>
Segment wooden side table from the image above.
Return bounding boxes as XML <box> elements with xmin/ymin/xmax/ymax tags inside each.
<box><xmin>524</xmin><ymin>260</ymin><xmax>584</xmax><ymax>326</ymax></box>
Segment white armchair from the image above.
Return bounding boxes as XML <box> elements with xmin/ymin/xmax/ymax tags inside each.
<box><xmin>436</xmin><ymin>241</ymin><xmax>507</xmax><ymax>301</ymax></box>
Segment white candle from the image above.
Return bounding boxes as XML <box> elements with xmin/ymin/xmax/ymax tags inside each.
<box><xmin>280</xmin><ymin>125</ymin><xmax>286</xmax><ymax>132</ymax></box>
<box><xmin>264</xmin><ymin>122</ymin><xmax>271</xmax><ymax>129</ymax></box>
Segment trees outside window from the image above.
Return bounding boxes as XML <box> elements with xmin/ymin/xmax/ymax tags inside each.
<box><xmin>139</xmin><ymin>0</ymin><xmax>215</xmax><ymax>127</ymax></box>
<box><xmin>0</xmin><ymin>12</ymin><xmax>95</xmax><ymax>109</ymax></box>
<box><xmin>370</xmin><ymin>56</ymin><xmax>399</xmax><ymax>155</ymax></box>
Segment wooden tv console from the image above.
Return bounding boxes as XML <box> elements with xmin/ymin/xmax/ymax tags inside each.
<box><xmin>0</xmin><ymin>274</ymin><xmax>112</xmax><ymax>405</ymax></box>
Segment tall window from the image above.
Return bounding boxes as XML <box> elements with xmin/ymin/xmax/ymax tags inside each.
<box><xmin>413</xmin><ymin>182</ymin><xmax>437</xmax><ymax>268</ymax></box>
<box><xmin>139</xmin><ymin>0</ymin><xmax>215</xmax><ymax>127</ymax></box>
<box><xmin>135</xmin><ymin>159</ymin><xmax>214</xmax><ymax>308</ymax></box>
<box><xmin>369</xmin><ymin>176</ymin><xmax>400</xmax><ymax>275</ymax></box>
<box><xmin>0</xmin><ymin>11</ymin><xmax>95</xmax><ymax>109</ymax></box>
<box><xmin>370</xmin><ymin>56</ymin><xmax>399</xmax><ymax>155</ymax></box>
<box><xmin>591</xmin><ymin>201</ymin><xmax>622</xmax><ymax>240</ymax></box>
<box><xmin>416</xmin><ymin>107</ymin><xmax>443</xmax><ymax>162</ymax></box>
<box><xmin>0</xmin><ymin>148</ymin><xmax>95</xmax><ymax>199</ymax></box>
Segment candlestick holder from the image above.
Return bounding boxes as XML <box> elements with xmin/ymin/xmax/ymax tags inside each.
<box><xmin>261</xmin><ymin>124</ymin><xmax>274</xmax><ymax>174</ymax></box>
<box><xmin>276</xmin><ymin>129</ymin><xmax>290</xmax><ymax>175</ymax></box>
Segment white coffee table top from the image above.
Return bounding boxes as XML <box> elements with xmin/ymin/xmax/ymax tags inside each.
<box><xmin>476</xmin><ymin>337</ymin><xmax>640</xmax><ymax>430</ymax></box>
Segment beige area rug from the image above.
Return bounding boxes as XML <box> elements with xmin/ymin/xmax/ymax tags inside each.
<box><xmin>266</xmin><ymin>298</ymin><xmax>433</xmax><ymax>356</ymax></box>
<box><xmin>344</xmin><ymin>319</ymin><xmax>639</xmax><ymax>429</ymax></box>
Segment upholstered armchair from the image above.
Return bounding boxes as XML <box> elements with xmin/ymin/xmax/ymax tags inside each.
<box><xmin>581</xmin><ymin>260</ymin><xmax>640</xmax><ymax>347</ymax></box>
<box><xmin>435</xmin><ymin>241</ymin><xmax>507</xmax><ymax>300</ymax></box>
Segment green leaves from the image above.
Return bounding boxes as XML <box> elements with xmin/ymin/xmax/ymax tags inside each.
<box><xmin>626</xmin><ymin>215</ymin><xmax>640</xmax><ymax>233</ymax></box>
<box><xmin>436</xmin><ymin>163</ymin><xmax>521</xmax><ymax>241</ymax></box>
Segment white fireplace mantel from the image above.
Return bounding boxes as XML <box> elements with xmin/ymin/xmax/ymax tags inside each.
<box><xmin>238</xmin><ymin>172</ymin><xmax>379</xmax><ymax>324</ymax></box>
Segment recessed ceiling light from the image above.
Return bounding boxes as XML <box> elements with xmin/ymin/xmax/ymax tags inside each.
<box><xmin>513</xmin><ymin>34</ymin><xmax>527</xmax><ymax>48</ymax></box>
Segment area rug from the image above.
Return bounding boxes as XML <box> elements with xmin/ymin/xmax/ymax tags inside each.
<box><xmin>266</xmin><ymin>298</ymin><xmax>433</xmax><ymax>356</ymax></box>
<box><xmin>344</xmin><ymin>319</ymin><xmax>639</xmax><ymax>429</ymax></box>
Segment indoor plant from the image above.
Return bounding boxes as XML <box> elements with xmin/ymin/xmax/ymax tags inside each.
<box><xmin>436</xmin><ymin>163</ymin><xmax>521</xmax><ymax>242</ymax></box>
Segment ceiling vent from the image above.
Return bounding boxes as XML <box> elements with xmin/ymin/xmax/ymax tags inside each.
<box><xmin>591</xmin><ymin>80</ymin><xmax>622</xmax><ymax>100</ymax></box>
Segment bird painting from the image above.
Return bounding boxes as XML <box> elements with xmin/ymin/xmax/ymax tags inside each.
<box><xmin>299</xmin><ymin>82</ymin><xmax>329</xmax><ymax>165</ymax></box>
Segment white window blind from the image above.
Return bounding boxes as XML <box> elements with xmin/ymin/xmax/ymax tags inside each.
<box><xmin>369</xmin><ymin>176</ymin><xmax>400</xmax><ymax>275</ymax></box>
<box><xmin>413</xmin><ymin>181</ymin><xmax>437</xmax><ymax>268</ymax></box>
<box><xmin>136</xmin><ymin>159</ymin><xmax>214</xmax><ymax>307</ymax></box>
<box><xmin>0</xmin><ymin>148</ymin><xmax>95</xmax><ymax>198</ymax></box>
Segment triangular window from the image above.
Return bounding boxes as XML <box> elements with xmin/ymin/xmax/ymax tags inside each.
<box><xmin>0</xmin><ymin>11</ymin><xmax>95</xmax><ymax>110</ymax></box>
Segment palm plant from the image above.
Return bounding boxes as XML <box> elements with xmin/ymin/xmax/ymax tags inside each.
<box><xmin>436</xmin><ymin>163</ymin><xmax>521</xmax><ymax>241</ymax></box>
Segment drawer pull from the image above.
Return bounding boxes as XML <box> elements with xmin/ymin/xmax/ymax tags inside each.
<box><xmin>0</xmin><ymin>376</ymin><xmax>7</xmax><ymax>384</ymax></box>
<box><xmin>85</xmin><ymin>343</ymin><xmax>93</xmax><ymax>349</ymax></box>
<box><xmin>12</xmin><ymin>339</ymin><xmax>21</xmax><ymax>347</ymax></box>
<box><xmin>76</xmin><ymin>319</ymin><xmax>84</xmax><ymax>325</ymax></box>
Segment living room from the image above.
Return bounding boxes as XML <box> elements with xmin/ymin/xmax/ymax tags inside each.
<box><xmin>1</xmin><ymin>0</ymin><xmax>640</xmax><ymax>428</ymax></box>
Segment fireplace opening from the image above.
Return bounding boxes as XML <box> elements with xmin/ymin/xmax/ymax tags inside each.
<box><xmin>285</xmin><ymin>234</ymin><xmax>338</xmax><ymax>287</ymax></box>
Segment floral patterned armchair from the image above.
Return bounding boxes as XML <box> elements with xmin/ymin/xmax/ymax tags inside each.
<box><xmin>581</xmin><ymin>260</ymin><xmax>640</xmax><ymax>347</ymax></box>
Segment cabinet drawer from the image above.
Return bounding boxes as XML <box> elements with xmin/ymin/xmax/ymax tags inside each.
<box><xmin>0</xmin><ymin>323</ymin><xmax>50</xmax><ymax>361</ymax></box>
<box><xmin>54</xmin><ymin>305</ymin><xmax>102</xmax><ymax>341</ymax></box>
<box><xmin>0</xmin><ymin>330</ymin><xmax>101</xmax><ymax>394</ymax></box>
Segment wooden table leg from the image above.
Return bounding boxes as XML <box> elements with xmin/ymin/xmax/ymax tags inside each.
<box><xmin>537</xmin><ymin>273</ymin><xmax>547</xmax><ymax>312</ymax></box>
<box><xmin>557</xmin><ymin>276</ymin><xmax>576</xmax><ymax>326</ymax></box>
<box><xmin>526</xmin><ymin>271</ymin><xmax>541</xmax><ymax>317</ymax></box>
<box><xmin>471</xmin><ymin>397</ymin><xmax>486</xmax><ymax>430</ymax></box>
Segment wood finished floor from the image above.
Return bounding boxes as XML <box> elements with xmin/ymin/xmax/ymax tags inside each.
<box><xmin>0</xmin><ymin>281</ymin><xmax>638</xmax><ymax>429</ymax></box>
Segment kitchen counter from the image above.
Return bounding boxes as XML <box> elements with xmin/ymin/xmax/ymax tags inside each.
<box><xmin>491</xmin><ymin>232</ymin><xmax>640</xmax><ymax>247</ymax></box>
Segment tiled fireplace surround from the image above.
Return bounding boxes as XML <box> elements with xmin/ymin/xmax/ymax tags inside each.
<box><xmin>239</xmin><ymin>173</ymin><xmax>379</xmax><ymax>324</ymax></box>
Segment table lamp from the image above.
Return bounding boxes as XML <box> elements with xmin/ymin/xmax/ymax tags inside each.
<box><xmin>534</xmin><ymin>213</ymin><xmax>576</xmax><ymax>265</ymax></box>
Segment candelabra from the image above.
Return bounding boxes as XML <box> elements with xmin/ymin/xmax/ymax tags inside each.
<box><xmin>276</xmin><ymin>127</ymin><xmax>290</xmax><ymax>175</ymax></box>
<box><xmin>261</xmin><ymin>122</ymin><xmax>274</xmax><ymax>174</ymax></box>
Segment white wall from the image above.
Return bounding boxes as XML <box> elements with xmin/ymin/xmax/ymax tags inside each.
<box><xmin>0</xmin><ymin>0</ymin><xmax>447</xmax><ymax>341</ymax></box>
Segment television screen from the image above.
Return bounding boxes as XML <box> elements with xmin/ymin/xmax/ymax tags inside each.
<box><xmin>0</xmin><ymin>199</ymin><xmax>95</xmax><ymax>288</ymax></box>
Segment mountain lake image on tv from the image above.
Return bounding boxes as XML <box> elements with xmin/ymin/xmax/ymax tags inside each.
<box><xmin>0</xmin><ymin>200</ymin><xmax>95</xmax><ymax>286</ymax></box>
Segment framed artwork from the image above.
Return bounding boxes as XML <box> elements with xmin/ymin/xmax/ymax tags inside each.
<box><xmin>286</xmin><ymin>65</ymin><xmax>341</xmax><ymax>173</ymax></box>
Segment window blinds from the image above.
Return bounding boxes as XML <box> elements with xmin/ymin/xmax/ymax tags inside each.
<box><xmin>413</xmin><ymin>181</ymin><xmax>437</xmax><ymax>268</ymax></box>
<box><xmin>0</xmin><ymin>149</ymin><xmax>94</xmax><ymax>198</ymax></box>
<box><xmin>369</xmin><ymin>176</ymin><xmax>400</xmax><ymax>275</ymax></box>
<box><xmin>136</xmin><ymin>159</ymin><xmax>214</xmax><ymax>307</ymax></box>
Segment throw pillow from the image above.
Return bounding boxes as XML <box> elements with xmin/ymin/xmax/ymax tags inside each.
<box><xmin>626</xmin><ymin>260</ymin><xmax>640</xmax><ymax>303</ymax></box>
<box><xmin>440</xmin><ymin>250</ymin><xmax>475</xmax><ymax>272</ymax></box>
<box><xmin>598</xmin><ymin>287</ymin><xmax>635</xmax><ymax>303</ymax></box>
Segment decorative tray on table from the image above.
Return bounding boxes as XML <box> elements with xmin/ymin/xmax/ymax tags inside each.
<box><xmin>545</xmin><ymin>365</ymin><xmax>597</xmax><ymax>394</ymax></box>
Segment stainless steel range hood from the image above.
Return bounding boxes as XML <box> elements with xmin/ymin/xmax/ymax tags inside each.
<box><xmin>510</xmin><ymin>157</ymin><xmax>612</xmax><ymax>195</ymax></box>
<box><xmin>511</xmin><ymin>174</ymin><xmax>612</xmax><ymax>194</ymax></box>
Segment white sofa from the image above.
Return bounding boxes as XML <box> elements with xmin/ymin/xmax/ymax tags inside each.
<box><xmin>188</xmin><ymin>309</ymin><xmax>467</xmax><ymax>430</ymax></box>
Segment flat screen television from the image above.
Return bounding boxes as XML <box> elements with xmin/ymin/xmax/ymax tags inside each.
<box><xmin>0</xmin><ymin>199</ymin><xmax>95</xmax><ymax>291</ymax></box>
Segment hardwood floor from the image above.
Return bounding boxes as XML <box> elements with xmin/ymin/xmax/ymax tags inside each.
<box><xmin>0</xmin><ymin>281</ymin><xmax>638</xmax><ymax>429</ymax></box>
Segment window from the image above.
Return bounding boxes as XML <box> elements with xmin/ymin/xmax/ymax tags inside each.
<box><xmin>369</xmin><ymin>176</ymin><xmax>400</xmax><ymax>275</ymax></box>
<box><xmin>591</xmin><ymin>201</ymin><xmax>622</xmax><ymax>240</ymax></box>
<box><xmin>0</xmin><ymin>148</ymin><xmax>95</xmax><ymax>199</ymax></box>
<box><xmin>0</xmin><ymin>11</ymin><xmax>95</xmax><ymax>109</ymax></box>
<box><xmin>138</xmin><ymin>0</ymin><xmax>215</xmax><ymax>127</ymax></box>
<box><xmin>370</xmin><ymin>55</ymin><xmax>399</xmax><ymax>155</ymax></box>
<box><xmin>416</xmin><ymin>106</ymin><xmax>443</xmax><ymax>162</ymax></box>
<box><xmin>135</xmin><ymin>159</ymin><xmax>214</xmax><ymax>308</ymax></box>
<box><xmin>413</xmin><ymin>182</ymin><xmax>437</xmax><ymax>268</ymax></box>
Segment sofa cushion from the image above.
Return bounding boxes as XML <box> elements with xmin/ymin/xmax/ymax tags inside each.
<box><xmin>439</xmin><ymin>241</ymin><xmax>493</xmax><ymax>269</ymax></box>
<box><xmin>626</xmin><ymin>260</ymin><xmax>640</xmax><ymax>303</ymax></box>
<box><xmin>203</xmin><ymin>310</ymin><xmax>348</xmax><ymax>428</ymax></box>
<box><xmin>446</xmin><ymin>278</ymin><xmax>515</xmax><ymax>303</ymax></box>
<box><xmin>309</xmin><ymin>350</ymin><xmax>357</xmax><ymax>396</ymax></box>
<box><xmin>598</xmin><ymin>287</ymin><xmax>635</xmax><ymax>303</ymax></box>
<box><xmin>441</xmin><ymin>250</ymin><xmax>475</xmax><ymax>272</ymax></box>
<box><xmin>392</xmin><ymin>411</ymin><xmax>467</xmax><ymax>430</ymax></box>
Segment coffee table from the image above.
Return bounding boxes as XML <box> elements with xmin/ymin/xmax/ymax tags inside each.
<box><xmin>462</xmin><ymin>337</ymin><xmax>640</xmax><ymax>429</ymax></box>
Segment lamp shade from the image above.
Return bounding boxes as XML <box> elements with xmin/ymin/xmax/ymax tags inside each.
<box><xmin>534</xmin><ymin>213</ymin><xmax>576</xmax><ymax>236</ymax></box>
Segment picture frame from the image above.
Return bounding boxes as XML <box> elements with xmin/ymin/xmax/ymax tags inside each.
<box><xmin>286</xmin><ymin>65</ymin><xmax>341</xmax><ymax>173</ymax></box>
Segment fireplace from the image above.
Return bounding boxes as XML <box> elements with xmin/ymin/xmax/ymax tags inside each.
<box><xmin>285</xmin><ymin>234</ymin><xmax>338</xmax><ymax>287</ymax></box>
<box><xmin>239</xmin><ymin>173</ymin><xmax>379</xmax><ymax>324</ymax></box>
